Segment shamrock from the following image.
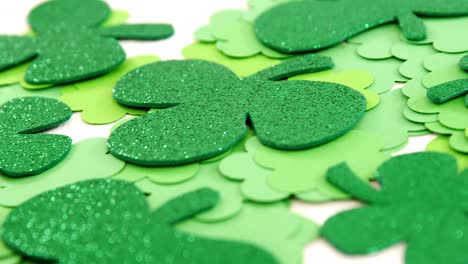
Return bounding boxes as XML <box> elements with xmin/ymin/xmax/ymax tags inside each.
<box><xmin>254</xmin><ymin>0</ymin><xmax>468</xmax><ymax>53</ymax></box>
<box><xmin>0</xmin><ymin>97</ymin><xmax>72</xmax><ymax>177</ymax></box>
<box><xmin>108</xmin><ymin>54</ymin><xmax>367</xmax><ymax>166</ymax></box>
<box><xmin>0</xmin><ymin>0</ymin><xmax>173</xmax><ymax>85</ymax></box>
<box><xmin>427</xmin><ymin>136</ymin><xmax>468</xmax><ymax>169</ymax></box>
<box><xmin>322</xmin><ymin>152</ymin><xmax>468</xmax><ymax>264</ymax></box>
<box><xmin>2</xmin><ymin>179</ymin><xmax>279</xmax><ymax>263</ymax></box>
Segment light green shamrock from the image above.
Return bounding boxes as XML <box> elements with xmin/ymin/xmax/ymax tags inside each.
<box><xmin>427</xmin><ymin>136</ymin><xmax>468</xmax><ymax>169</ymax></box>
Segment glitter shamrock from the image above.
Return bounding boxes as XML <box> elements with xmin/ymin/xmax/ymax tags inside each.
<box><xmin>0</xmin><ymin>0</ymin><xmax>173</xmax><ymax>85</ymax></box>
<box><xmin>2</xmin><ymin>179</ymin><xmax>279</xmax><ymax>264</ymax></box>
<box><xmin>254</xmin><ymin>0</ymin><xmax>468</xmax><ymax>53</ymax></box>
<box><xmin>0</xmin><ymin>97</ymin><xmax>72</xmax><ymax>177</ymax></box>
<box><xmin>428</xmin><ymin>54</ymin><xmax>468</xmax><ymax>108</ymax></box>
<box><xmin>108</xmin><ymin>54</ymin><xmax>366</xmax><ymax>166</ymax></box>
<box><xmin>322</xmin><ymin>152</ymin><xmax>468</xmax><ymax>264</ymax></box>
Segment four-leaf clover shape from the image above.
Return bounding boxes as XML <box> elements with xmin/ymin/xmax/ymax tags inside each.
<box><xmin>108</xmin><ymin>54</ymin><xmax>366</xmax><ymax>166</ymax></box>
<box><xmin>0</xmin><ymin>97</ymin><xmax>72</xmax><ymax>177</ymax></box>
<box><xmin>0</xmin><ymin>0</ymin><xmax>174</xmax><ymax>85</ymax></box>
<box><xmin>254</xmin><ymin>0</ymin><xmax>468</xmax><ymax>53</ymax></box>
<box><xmin>322</xmin><ymin>152</ymin><xmax>468</xmax><ymax>264</ymax></box>
<box><xmin>2</xmin><ymin>179</ymin><xmax>279</xmax><ymax>264</ymax></box>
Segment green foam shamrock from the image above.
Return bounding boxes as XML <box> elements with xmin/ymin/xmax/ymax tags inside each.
<box><xmin>322</xmin><ymin>152</ymin><xmax>468</xmax><ymax>264</ymax></box>
<box><xmin>0</xmin><ymin>97</ymin><xmax>72</xmax><ymax>177</ymax></box>
<box><xmin>220</xmin><ymin>131</ymin><xmax>389</xmax><ymax>203</ymax></box>
<box><xmin>109</xmin><ymin>54</ymin><xmax>367</xmax><ymax>166</ymax></box>
<box><xmin>427</xmin><ymin>136</ymin><xmax>468</xmax><ymax>169</ymax></box>
<box><xmin>2</xmin><ymin>179</ymin><xmax>279</xmax><ymax>263</ymax></box>
<box><xmin>0</xmin><ymin>0</ymin><xmax>173</xmax><ymax>85</ymax></box>
<box><xmin>254</xmin><ymin>0</ymin><xmax>468</xmax><ymax>53</ymax></box>
<box><xmin>60</xmin><ymin>55</ymin><xmax>159</xmax><ymax>124</ymax></box>
<box><xmin>0</xmin><ymin>138</ymin><xmax>124</xmax><ymax>207</ymax></box>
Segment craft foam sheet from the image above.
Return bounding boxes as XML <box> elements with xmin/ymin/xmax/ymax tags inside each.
<box><xmin>109</xmin><ymin>55</ymin><xmax>367</xmax><ymax>166</ymax></box>
<box><xmin>2</xmin><ymin>180</ymin><xmax>280</xmax><ymax>263</ymax></box>
<box><xmin>0</xmin><ymin>0</ymin><xmax>173</xmax><ymax>85</ymax></box>
<box><xmin>60</xmin><ymin>55</ymin><xmax>159</xmax><ymax>124</ymax></box>
<box><xmin>254</xmin><ymin>0</ymin><xmax>468</xmax><ymax>53</ymax></box>
<box><xmin>220</xmin><ymin>130</ymin><xmax>389</xmax><ymax>203</ymax></box>
<box><xmin>322</xmin><ymin>152</ymin><xmax>468</xmax><ymax>264</ymax></box>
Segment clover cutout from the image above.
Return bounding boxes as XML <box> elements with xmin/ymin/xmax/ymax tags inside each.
<box><xmin>108</xmin><ymin>54</ymin><xmax>366</xmax><ymax>166</ymax></box>
<box><xmin>254</xmin><ymin>0</ymin><xmax>468</xmax><ymax>53</ymax></box>
<box><xmin>0</xmin><ymin>97</ymin><xmax>72</xmax><ymax>177</ymax></box>
<box><xmin>2</xmin><ymin>179</ymin><xmax>279</xmax><ymax>263</ymax></box>
<box><xmin>0</xmin><ymin>0</ymin><xmax>173</xmax><ymax>85</ymax></box>
<box><xmin>322</xmin><ymin>152</ymin><xmax>468</xmax><ymax>264</ymax></box>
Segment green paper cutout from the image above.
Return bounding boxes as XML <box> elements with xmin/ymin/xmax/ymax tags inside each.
<box><xmin>195</xmin><ymin>10</ymin><xmax>288</xmax><ymax>58</ymax></box>
<box><xmin>290</xmin><ymin>69</ymin><xmax>379</xmax><ymax>110</ymax></box>
<box><xmin>60</xmin><ymin>55</ymin><xmax>158</xmax><ymax>124</ymax></box>
<box><xmin>178</xmin><ymin>202</ymin><xmax>318</xmax><ymax>264</ymax></box>
<box><xmin>113</xmin><ymin>163</ymin><xmax>200</xmax><ymax>185</ymax></box>
<box><xmin>354</xmin><ymin>89</ymin><xmax>426</xmax><ymax>151</ymax></box>
<box><xmin>0</xmin><ymin>0</ymin><xmax>173</xmax><ymax>85</ymax></box>
<box><xmin>0</xmin><ymin>138</ymin><xmax>124</xmax><ymax>207</ymax></box>
<box><xmin>220</xmin><ymin>131</ymin><xmax>388</xmax><ymax>202</ymax></box>
<box><xmin>425</xmin><ymin>122</ymin><xmax>468</xmax><ymax>154</ymax></box>
<box><xmin>427</xmin><ymin>136</ymin><xmax>468</xmax><ymax>169</ymax></box>
<box><xmin>254</xmin><ymin>0</ymin><xmax>468</xmax><ymax>53</ymax></box>
<box><xmin>134</xmin><ymin>161</ymin><xmax>243</xmax><ymax>222</ymax></box>
<box><xmin>109</xmin><ymin>55</ymin><xmax>366</xmax><ymax>166</ymax></box>
<box><xmin>182</xmin><ymin>42</ymin><xmax>279</xmax><ymax>77</ymax></box>
<box><xmin>0</xmin><ymin>97</ymin><xmax>72</xmax><ymax>177</ymax></box>
<box><xmin>391</xmin><ymin>42</ymin><xmax>436</xmax><ymax>80</ymax></box>
<box><xmin>0</xmin><ymin>84</ymin><xmax>59</xmax><ymax>105</ymax></box>
<box><xmin>404</xmin><ymin>107</ymin><xmax>438</xmax><ymax>123</ymax></box>
<box><xmin>2</xmin><ymin>179</ymin><xmax>278</xmax><ymax>263</ymax></box>
<box><xmin>322</xmin><ymin>152</ymin><xmax>468</xmax><ymax>264</ymax></box>
<box><xmin>243</xmin><ymin>0</ymin><xmax>291</xmax><ymax>22</ymax></box>
<box><xmin>350</xmin><ymin>24</ymin><xmax>403</xmax><ymax>60</ymax></box>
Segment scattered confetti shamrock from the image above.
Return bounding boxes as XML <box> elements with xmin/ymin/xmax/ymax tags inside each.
<box><xmin>60</xmin><ymin>55</ymin><xmax>159</xmax><ymax>124</ymax></box>
<box><xmin>0</xmin><ymin>97</ymin><xmax>72</xmax><ymax>177</ymax></box>
<box><xmin>109</xmin><ymin>54</ymin><xmax>366</xmax><ymax>166</ymax></box>
<box><xmin>322</xmin><ymin>152</ymin><xmax>468</xmax><ymax>264</ymax></box>
<box><xmin>254</xmin><ymin>0</ymin><xmax>468</xmax><ymax>53</ymax></box>
<box><xmin>0</xmin><ymin>138</ymin><xmax>124</xmax><ymax>207</ymax></box>
<box><xmin>0</xmin><ymin>0</ymin><xmax>173</xmax><ymax>85</ymax></box>
<box><xmin>425</xmin><ymin>122</ymin><xmax>468</xmax><ymax>154</ymax></box>
<box><xmin>2</xmin><ymin>179</ymin><xmax>279</xmax><ymax>263</ymax></box>
<box><xmin>427</xmin><ymin>136</ymin><xmax>468</xmax><ymax>169</ymax></box>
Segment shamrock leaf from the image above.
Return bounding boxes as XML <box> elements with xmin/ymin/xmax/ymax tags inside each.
<box><xmin>0</xmin><ymin>0</ymin><xmax>173</xmax><ymax>85</ymax></box>
<box><xmin>108</xmin><ymin>54</ymin><xmax>367</xmax><ymax>166</ymax></box>
<box><xmin>2</xmin><ymin>179</ymin><xmax>279</xmax><ymax>263</ymax></box>
<box><xmin>425</xmin><ymin>122</ymin><xmax>468</xmax><ymax>153</ymax></box>
<box><xmin>427</xmin><ymin>136</ymin><xmax>468</xmax><ymax>169</ymax></box>
<box><xmin>254</xmin><ymin>0</ymin><xmax>468</xmax><ymax>53</ymax></box>
<box><xmin>0</xmin><ymin>138</ymin><xmax>124</xmax><ymax>207</ymax></box>
<box><xmin>0</xmin><ymin>97</ymin><xmax>72</xmax><ymax>177</ymax></box>
<box><xmin>60</xmin><ymin>55</ymin><xmax>159</xmax><ymax>124</ymax></box>
<box><xmin>322</xmin><ymin>152</ymin><xmax>468</xmax><ymax>264</ymax></box>
<box><xmin>220</xmin><ymin>131</ymin><xmax>389</xmax><ymax>202</ymax></box>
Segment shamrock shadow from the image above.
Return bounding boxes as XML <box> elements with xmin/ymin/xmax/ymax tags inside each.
<box><xmin>2</xmin><ymin>179</ymin><xmax>279</xmax><ymax>263</ymax></box>
<box><xmin>254</xmin><ymin>0</ymin><xmax>468</xmax><ymax>53</ymax></box>
<box><xmin>322</xmin><ymin>152</ymin><xmax>468</xmax><ymax>264</ymax></box>
<box><xmin>0</xmin><ymin>0</ymin><xmax>173</xmax><ymax>85</ymax></box>
<box><xmin>108</xmin><ymin>54</ymin><xmax>367</xmax><ymax>166</ymax></box>
<box><xmin>0</xmin><ymin>97</ymin><xmax>72</xmax><ymax>177</ymax></box>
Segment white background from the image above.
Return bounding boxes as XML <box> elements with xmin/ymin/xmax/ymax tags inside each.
<box><xmin>0</xmin><ymin>1</ymin><xmax>435</xmax><ymax>263</ymax></box>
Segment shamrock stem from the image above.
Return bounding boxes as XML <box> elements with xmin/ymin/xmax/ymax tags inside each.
<box><xmin>151</xmin><ymin>188</ymin><xmax>219</xmax><ymax>225</ymax></box>
<box><xmin>427</xmin><ymin>79</ymin><xmax>468</xmax><ymax>105</ymax></box>
<box><xmin>327</xmin><ymin>163</ymin><xmax>385</xmax><ymax>204</ymax></box>
<box><xmin>248</xmin><ymin>54</ymin><xmax>333</xmax><ymax>81</ymax></box>
<box><xmin>397</xmin><ymin>12</ymin><xmax>426</xmax><ymax>41</ymax></box>
<box><xmin>99</xmin><ymin>24</ymin><xmax>174</xmax><ymax>40</ymax></box>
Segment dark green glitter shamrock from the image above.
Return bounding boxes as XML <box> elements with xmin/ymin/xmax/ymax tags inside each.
<box><xmin>0</xmin><ymin>0</ymin><xmax>173</xmax><ymax>85</ymax></box>
<box><xmin>254</xmin><ymin>0</ymin><xmax>468</xmax><ymax>53</ymax></box>
<box><xmin>2</xmin><ymin>179</ymin><xmax>279</xmax><ymax>264</ymax></box>
<box><xmin>427</xmin><ymin>54</ymin><xmax>468</xmax><ymax>108</ymax></box>
<box><xmin>108</xmin><ymin>54</ymin><xmax>367</xmax><ymax>166</ymax></box>
<box><xmin>322</xmin><ymin>152</ymin><xmax>468</xmax><ymax>264</ymax></box>
<box><xmin>0</xmin><ymin>97</ymin><xmax>72</xmax><ymax>177</ymax></box>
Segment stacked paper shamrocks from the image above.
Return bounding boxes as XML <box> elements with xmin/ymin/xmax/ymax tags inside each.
<box><xmin>0</xmin><ymin>0</ymin><xmax>467</xmax><ymax>263</ymax></box>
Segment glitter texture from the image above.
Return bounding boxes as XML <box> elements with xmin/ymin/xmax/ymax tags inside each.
<box><xmin>2</xmin><ymin>179</ymin><xmax>279</xmax><ymax>263</ymax></box>
<box><xmin>0</xmin><ymin>97</ymin><xmax>72</xmax><ymax>177</ymax></box>
<box><xmin>254</xmin><ymin>0</ymin><xmax>468</xmax><ymax>53</ymax></box>
<box><xmin>0</xmin><ymin>0</ymin><xmax>174</xmax><ymax>85</ymax></box>
<box><xmin>109</xmin><ymin>55</ymin><xmax>366</xmax><ymax>166</ymax></box>
<box><xmin>322</xmin><ymin>152</ymin><xmax>468</xmax><ymax>263</ymax></box>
